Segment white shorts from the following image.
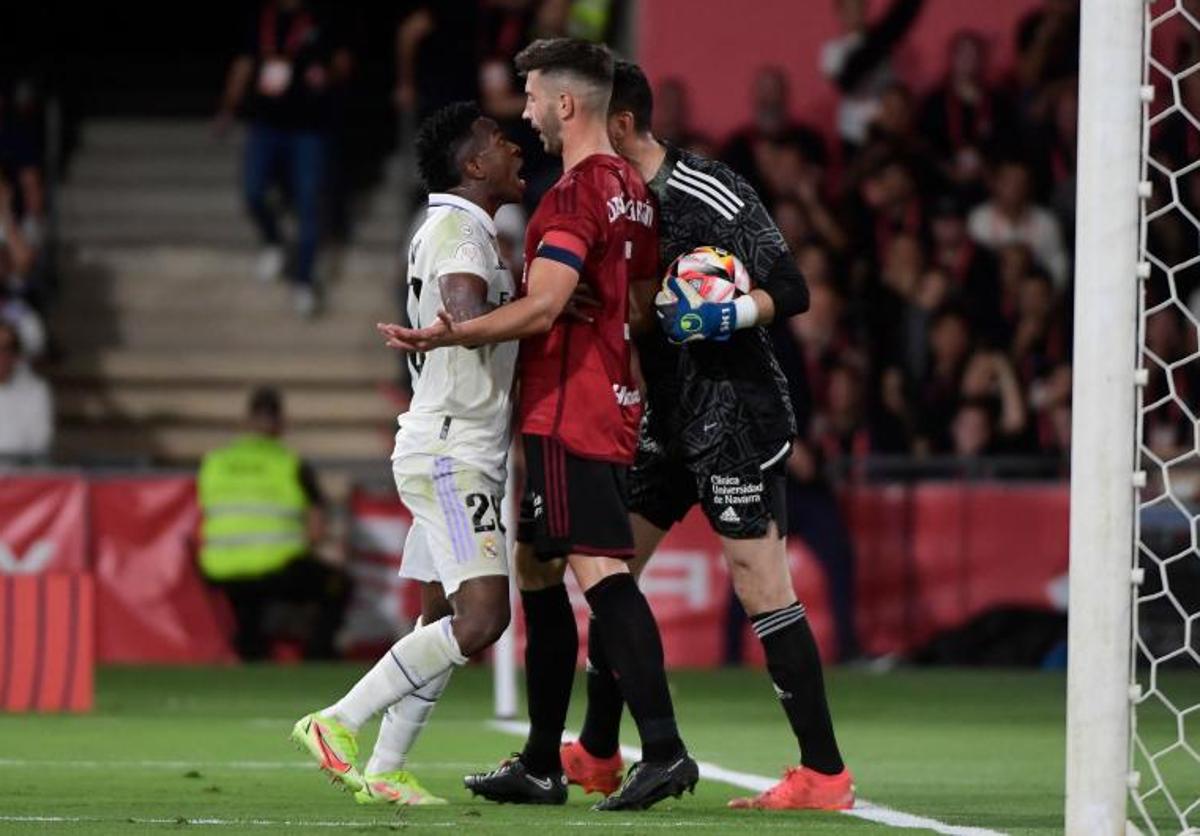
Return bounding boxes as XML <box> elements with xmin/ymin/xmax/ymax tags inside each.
<box><xmin>393</xmin><ymin>454</ymin><xmax>508</xmax><ymax>596</ymax></box>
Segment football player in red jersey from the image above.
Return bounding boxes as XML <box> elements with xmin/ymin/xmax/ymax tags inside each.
<box><xmin>378</xmin><ymin>38</ymin><xmax>698</xmax><ymax>812</ymax></box>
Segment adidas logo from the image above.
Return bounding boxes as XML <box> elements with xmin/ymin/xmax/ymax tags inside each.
<box><xmin>719</xmin><ymin>506</ymin><xmax>740</xmax><ymax>523</ymax></box>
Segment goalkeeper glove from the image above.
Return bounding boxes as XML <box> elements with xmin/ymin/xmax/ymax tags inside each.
<box><xmin>655</xmin><ymin>276</ymin><xmax>738</xmax><ymax>344</ymax></box>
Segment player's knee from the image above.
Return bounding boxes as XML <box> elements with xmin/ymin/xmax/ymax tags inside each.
<box><xmin>452</xmin><ymin>600</ymin><xmax>511</xmax><ymax>656</ymax></box>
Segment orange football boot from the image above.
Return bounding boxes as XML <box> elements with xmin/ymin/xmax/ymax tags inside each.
<box><xmin>728</xmin><ymin>766</ymin><xmax>855</xmax><ymax>810</ymax></box>
<box><xmin>560</xmin><ymin>740</ymin><xmax>624</xmax><ymax>796</ymax></box>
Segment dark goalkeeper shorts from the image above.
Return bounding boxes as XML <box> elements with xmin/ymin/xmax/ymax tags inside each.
<box><xmin>629</xmin><ymin>434</ymin><xmax>790</xmax><ymax>540</ymax></box>
<box><xmin>517</xmin><ymin>434</ymin><xmax>635</xmax><ymax>560</ymax></box>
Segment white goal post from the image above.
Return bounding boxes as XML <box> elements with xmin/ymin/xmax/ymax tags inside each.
<box><xmin>1069</xmin><ymin>0</ymin><xmax>1200</xmax><ymax>834</ymax></box>
<box><xmin>1065</xmin><ymin>0</ymin><xmax>1142</xmax><ymax>830</ymax></box>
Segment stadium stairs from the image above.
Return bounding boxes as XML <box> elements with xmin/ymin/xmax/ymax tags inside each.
<box><xmin>52</xmin><ymin>118</ymin><xmax>412</xmax><ymax>487</ymax></box>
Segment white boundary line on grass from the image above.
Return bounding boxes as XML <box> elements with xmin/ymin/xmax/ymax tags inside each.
<box><xmin>0</xmin><ymin>758</ymin><xmax>481</xmax><ymax>770</ymax></box>
<box><xmin>490</xmin><ymin>719</ymin><xmax>1007</xmax><ymax>836</ymax></box>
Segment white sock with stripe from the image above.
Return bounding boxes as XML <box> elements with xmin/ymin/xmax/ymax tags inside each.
<box><xmin>325</xmin><ymin>616</ymin><xmax>466</xmax><ymax>732</ymax></box>
<box><xmin>365</xmin><ymin>667</ymin><xmax>452</xmax><ymax>774</ymax></box>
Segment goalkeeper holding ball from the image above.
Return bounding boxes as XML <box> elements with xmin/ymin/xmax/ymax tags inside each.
<box><xmin>560</xmin><ymin>61</ymin><xmax>855</xmax><ymax>811</ymax></box>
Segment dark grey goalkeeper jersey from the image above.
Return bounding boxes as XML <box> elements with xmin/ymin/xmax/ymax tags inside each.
<box><xmin>637</xmin><ymin>145</ymin><xmax>799</xmax><ymax>461</ymax></box>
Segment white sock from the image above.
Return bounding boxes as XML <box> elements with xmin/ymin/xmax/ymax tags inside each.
<box><xmin>325</xmin><ymin>616</ymin><xmax>466</xmax><ymax>731</ymax></box>
<box><xmin>365</xmin><ymin>667</ymin><xmax>452</xmax><ymax>775</ymax></box>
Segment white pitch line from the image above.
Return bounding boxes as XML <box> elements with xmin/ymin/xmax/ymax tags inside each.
<box><xmin>0</xmin><ymin>816</ymin><xmax>404</xmax><ymax>829</ymax></box>
<box><xmin>489</xmin><ymin>720</ymin><xmax>1007</xmax><ymax>836</ymax></box>
<box><xmin>0</xmin><ymin>758</ymin><xmax>480</xmax><ymax>771</ymax></box>
<box><xmin>0</xmin><ymin>817</ymin><xmax>938</xmax><ymax>830</ymax></box>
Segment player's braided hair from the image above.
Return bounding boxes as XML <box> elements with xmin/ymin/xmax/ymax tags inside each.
<box><xmin>414</xmin><ymin>101</ymin><xmax>482</xmax><ymax>193</ymax></box>
<box><xmin>610</xmin><ymin>60</ymin><xmax>653</xmax><ymax>132</ymax></box>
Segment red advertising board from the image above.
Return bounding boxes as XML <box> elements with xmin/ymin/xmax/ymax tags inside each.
<box><xmin>0</xmin><ymin>475</ymin><xmax>88</xmax><ymax>574</ymax></box>
<box><xmin>90</xmin><ymin>477</ymin><xmax>234</xmax><ymax>664</ymax></box>
<box><xmin>0</xmin><ymin>474</ymin><xmax>1070</xmax><ymax>667</ymax></box>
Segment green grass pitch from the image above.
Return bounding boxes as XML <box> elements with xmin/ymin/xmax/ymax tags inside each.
<box><xmin>0</xmin><ymin>664</ymin><xmax>1178</xmax><ymax>834</ymax></box>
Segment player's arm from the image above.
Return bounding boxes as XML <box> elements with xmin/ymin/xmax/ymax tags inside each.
<box><xmin>378</xmin><ymin>232</ymin><xmax>583</xmax><ymax>351</ymax></box>
<box><xmin>439</xmin><ymin>273</ymin><xmax>494</xmax><ymax>322</ymax></box>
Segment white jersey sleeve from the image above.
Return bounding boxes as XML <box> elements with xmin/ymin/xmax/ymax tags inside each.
<box><xmin>393</xmin><ymin>195</ymin><xmax>518</xmax><ymax>485</ymax></box>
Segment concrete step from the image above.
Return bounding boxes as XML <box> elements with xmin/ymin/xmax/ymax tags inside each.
<box><xmin>61</xmin><ymin>244</ymin><xmax>400</xmax><ymax>281</ymax></box>
<box><xmin>81</xmin><ymin>119</ymin><xmax>237</xmax><ymax>154</ymax></box>
<box><xmin>55</xmin><ymin>421</ymin><xmax>395</xmax><ymax>464</ymax></box>
<box><xmin>50</xmin><ymin>307</ymin><xmax>400</xmax><ymax>351</ymax></box>
<box><xmin>58</xmin><ymin>385</ymin><xmax>397</xmax><ymax>425</ymax></box>
<box><xmin>59</xmin><ymin>216</ymin><xmax>258</xmax><ymax>248</ymax></box>
<box><xmin>54</xmin><ymin>349</ymin><xmax>399</xmax><ymax>386</ymax></box>
<box><xmin>60</xmin><ymin>184</ymin><xmax>242</xmax><ymax>217</ymax></box>
<box><xmin>55</xmin><ymin>247</ymin><xmax>402</xmax><ymax>321</ymax></box>
<box><xmin>68</xmin><ymin>155</ymin><xmax>240</xmax><ymax>188</ymax></box>
<box><xmin>57</xmin><ymin>275</ymin><xmax>398</xmax><ymax>317</ymax></box>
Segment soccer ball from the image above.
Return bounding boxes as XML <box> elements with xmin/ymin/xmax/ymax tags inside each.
<box><xmin>665</xmin><ymin>246</ymin><xmax>751</xmax><ymax>303</ymax></box>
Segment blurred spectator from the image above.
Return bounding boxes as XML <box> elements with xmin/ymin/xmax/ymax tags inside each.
<box><xmin>857</xmin><ymin>83</ymin><xmax>937</xmax><ymax>187</ymax></box>
<box><xmin>393</xmin><ymin>3</ymin><xmax>485</xmax><ymax>120</ymax></box>
<box><xmin>929</xmin><ymin>193</ymin><xmax>1003</xmax><ymax>339</ymax></box>
<box><xmin>653</xmin><ymin>77</ymin><xmax>715</xmax><ymax>156</ymax></box>
<box><xmin>1008</xmin><ymin>269</ymin><xmax>1072</xmax><ymax>453</ymax></box>
<box><xmin>950</xmin><ymin>398</ymin><xmax>998</xmax><ymax>457</ymax></box>
<box><xmin>820</xmin><ymin>0</ymin><xmax>924</xmax><ymax>150</ymax></box>
<box><xmin>959</xmin><ymin>351</ymin><xmax>1028</xmax><ymax>449</ymax></box>
<box><xmin>197</xmin><ymin>387</ymin><xmax>346</xmax><ymax>660</ymax></box>
<box><xmin>968</xmin><ymin>159</ymin><xmax>1069</xmax><ymax>289</ymax></box>
<box><xmin>0</xmin><ymin>82</ymin><xmax>46</xmax><ymax>257</ymax></box>
<box><xmin>0</xmin><ymin>169</ymin><xmax>38</xmax><ymax>298</ymax></box>
<box><xmin>216</xmin><ymin>0</ymin><xmax>352</xmax><ymax>317</ymax></box>
<box><xmin>1014</xmin><ymin>0</ymin><xmax>1079</xmax><ymax>114</ymax></box>
<box><xmin>0</xmin><ymin>320</ymin><xmax>52</xmax><ymax>460</ymax></box>
<box><xmin>920</xmin><ymin>31</ymin><xmax>1015</xmax><ymax>200</ymax></box>
<box><xmin>0</xmin><ymin>286</ymin><xmax>45</xmax><ymax>360</ymax></box>
<box><xmin>916</xmin><ymin>306</ymin><xmax>972</xmax><ymax>452</ymax></box>
<box><xmin>847</xmin><ymin>155</ymin><xmax>925</xmax><ymax>297</ymax></box>
<box><xmin>721</xmin><ymin>66</ymin><xmax>828</xmax><ymax>198</ymax></box>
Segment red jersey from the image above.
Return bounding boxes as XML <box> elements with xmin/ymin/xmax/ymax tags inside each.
<box><xmin>518</xmin><ymin>153</ymin><xmax>658</xmax><ymax>463</ymax></box>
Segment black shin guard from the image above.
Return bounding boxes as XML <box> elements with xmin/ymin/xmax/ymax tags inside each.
<box><xmin>520</xmin><ymin>585</ymin><xmax>578</xmax><ymax>775</ymax></box>
<box><xmin>584</xmin><ymin>574</ymin><xmax>683</xmax><ymax>763</ymax></box>
<box><xmin>751</xmin><ymin>602</ymin><xmax>845</xmax><ymax>775</ymax></box>
<box><xmin>578</xmin><ymin>614</ymin><xmax>625</xmax><ymax>758</ymax></box>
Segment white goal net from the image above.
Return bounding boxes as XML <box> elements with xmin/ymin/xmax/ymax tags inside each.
<box><xmin>1133</xmin><ymin>1</ymin><xmax>1200</xmax><ymax>832</ymax></box>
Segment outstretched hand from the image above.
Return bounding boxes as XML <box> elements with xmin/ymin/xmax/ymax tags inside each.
<box><xmin>376</xmin><ymin>311</ymin><xmax>458</xmax><ymax>352</ymax></box>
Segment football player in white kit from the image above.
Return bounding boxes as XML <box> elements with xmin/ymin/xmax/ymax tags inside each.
<box><xmin>292</xmin><ymin>102</ymin><xmax>526</xmax><ymax>805</ymax></box>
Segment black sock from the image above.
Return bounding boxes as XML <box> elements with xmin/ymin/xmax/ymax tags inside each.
<box><xmin>519</xmin><ymin>585</ymin><xmax>578</xmax><ymax>775</ymax></box>
<box><xmin>584</xmin><ymin>574</ymin><xmax>683</xmax><ymax>763</ymax></box>
<box><xmin>752</xmin><ymin>602</ymin><xmax>844</xmax><ymax>775</ymax></box>
<box><xmin>578</xmin><ymin>614</ymin><xmax>625</xmax><ymax>758</ymax></box>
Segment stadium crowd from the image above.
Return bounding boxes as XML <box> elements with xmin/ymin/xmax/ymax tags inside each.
<box><xmin>1</xmin><ymin>1</ymin><xmax>1092</xmax><ymax>473</ymax></box>
<box><xmin>390</xmin><ymin>0</ymin><xmax>1082</xmax><ymax>474</ymax></box>
<box><xmin>0</xmin><ymin>74</ymin><xmax>52</xmax><ymax>460</ymax></box>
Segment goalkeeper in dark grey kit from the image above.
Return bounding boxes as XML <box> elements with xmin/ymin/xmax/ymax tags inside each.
<box><xmin>561</xmin><ymin>60</ymin><xmax>855</xmax><ymax>811</ymax></box>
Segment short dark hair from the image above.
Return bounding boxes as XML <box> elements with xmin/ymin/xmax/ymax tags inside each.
<box><xmin>515</xmin><ymin>38</ymin><xmax>614</xmax><ymax>110</ymax></box>
<box><xmin>248</xmin><ymin>386</ymin><xmax>283</xmax><ymax>420</ymax></box>
<box><xmin>610</xmin><ymin>60</ymin><xmax>653</xmax><ymax>132</ymax></box>
<box><xmin>415</xmin><ymin>101</ymin><xmax>482</xmax><ymax>193</ymax></box>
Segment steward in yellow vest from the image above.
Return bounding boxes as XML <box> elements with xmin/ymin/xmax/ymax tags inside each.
<box><xmin>199</xmin><ymin>433</ymin><xmax>309</xmax><ymax>581</ymax></box>
<box><xmin>197</xmin><ymin>387</ymin><xmax>343</xmax><ymax>660</ymax></box>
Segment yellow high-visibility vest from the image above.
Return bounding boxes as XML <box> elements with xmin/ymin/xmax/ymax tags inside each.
<box><xmin>197</xmin><ymin>435</ymin><xmax>308</xmax><ymax>581</ymax></box>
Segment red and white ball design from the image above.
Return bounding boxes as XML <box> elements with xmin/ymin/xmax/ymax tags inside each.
<box><xmin>665</xmin><ymin>246</ymin><xmax>751</xmax><ymax>303</ymax></box>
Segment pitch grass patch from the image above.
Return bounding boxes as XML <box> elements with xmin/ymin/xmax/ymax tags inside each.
<box><xmin>0</xmin><ymin>664</ymin><xmax>1178</xmax><ymax>835</ymax></box>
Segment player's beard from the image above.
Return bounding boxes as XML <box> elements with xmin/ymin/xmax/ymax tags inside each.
<box><xmin>539</xmin><ymin>111</ymin><xmax>563</xmax><ymax>155</ymax></box>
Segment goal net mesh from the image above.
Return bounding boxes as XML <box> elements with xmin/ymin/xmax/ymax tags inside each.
<box><xmin>1134</xmin><ymin>2</ymin><xmax>1200</xmax><ymax>831</ymax></box>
